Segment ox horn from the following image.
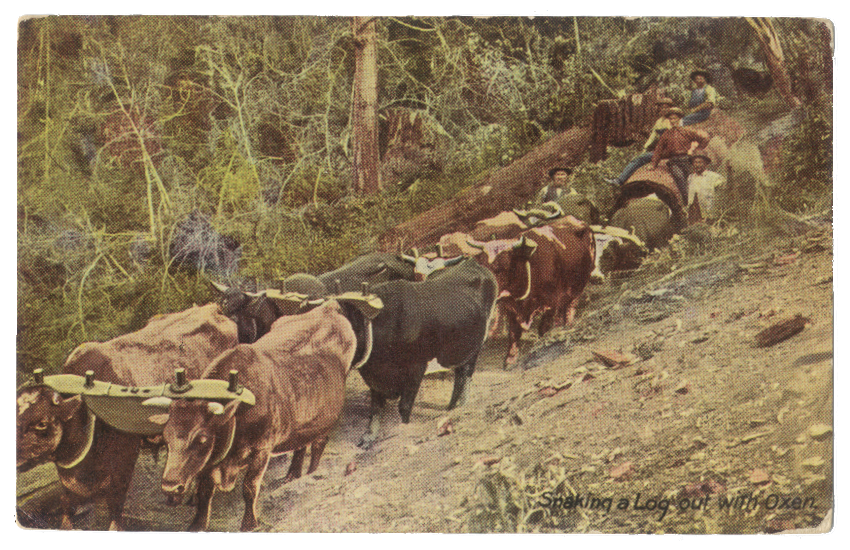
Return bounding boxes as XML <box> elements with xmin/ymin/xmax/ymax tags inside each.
<box><xmin>466</xmin><ymin>238</ymin><xmax>485</xmax><ymax>250</ymax></box>
<box><xmin>208</xmin><ymin>402</ymin><xmax>225</xmax><ymax>415</ymax></box>
<box><xmin>518</xmin><ymin>261</ymin><xmax>533</xmax><ymax>301</ymax></box>
<box><xmin>545</xmin><ymin>203</ymin><xmax>565</xmax><ymax>220</ymax></box>
<box><xmin>142</xmin><ymin>396</ymin><xmax>173</xmax><ymax>408</ymax></box>
<box><xmin>210</xmin><ymin>281</ymin><xmax>230</xmax><ymax>294</ymax></box>
<box><xmin>512</xmin><ymin>235</ymin><xmax>538</xmax><ymax>255</ymax></box>
<box><xmin>400</xmin><ymin>254</ymin><xmax>417</xmax><ymax>264</ymax></box>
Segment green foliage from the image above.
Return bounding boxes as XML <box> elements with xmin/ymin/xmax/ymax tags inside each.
<box><xmin>17</xmin><ymin>15</ymin><xmax>833</xmax><ymax>378</ymax></box>
<box><xmin>774</xmin><ymin>107</ymin><xmax>833</xmax><ymax>213</ymax></box>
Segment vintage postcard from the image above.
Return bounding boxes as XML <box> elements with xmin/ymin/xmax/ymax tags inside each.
<box><xmin>16</xmin><ymin>15</ymin><xmax>833</xmax><ymax>534</ymax></box>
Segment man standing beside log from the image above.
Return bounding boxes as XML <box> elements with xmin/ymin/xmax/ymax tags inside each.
<box><xmin>534</xmin><ymin>167</ymin><xmax>573</xmax><ymax>204</ymax></box>
<box><xmin>651</xmin><ymin>108</ymin><xmax>710</xmax><ymax>204</ymax></box>
<box><xmin>687</xmin><ymin>153</ymin><xmax>726</xmax><ymax>221</ymax></box>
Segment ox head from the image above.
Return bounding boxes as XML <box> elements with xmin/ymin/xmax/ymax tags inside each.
<box><xmin>145</xmin><ymin>397</ymin><xmax>240</xmax><ymax>497</ymax></box>
<box><xmin>468</xmin><ymin>235</ymin><xmax>538</xmax><ymax>302</ymax></box>
<box><xmin>211</xmin><ymin>282</ymin><xmax>274</xmax><ymax>343</ymax></box>
<box><xmin>16</xmin><ymin>386</ymin><xmax>82</xmax><ymax>470</ymax></box>
<box><xmin>400</xmin><ymin>250</ymin><xmax>465</xmax><ymax>281</ymax></box>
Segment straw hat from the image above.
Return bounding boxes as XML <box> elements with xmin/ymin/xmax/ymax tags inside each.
<box><xmin>548</xmin><ymin>166</ymin><xmax>573</xmax><ymax>178</ymax></box>
<box><xmin>690</xmin><ymin>69</ymin><xmax>712</xmax><ymax>83</ymax></box>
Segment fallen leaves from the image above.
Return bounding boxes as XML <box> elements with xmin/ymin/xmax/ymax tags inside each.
<box><xmin>591</xmin><ymin>349</ymin><xmax>635</xmax><ymax>368</ymax></box>
<box><xmin>749</xmin><ymin>469</ymin><xmax>771</xmax><ymax>486</ymax></box>
<box><xmin>437</xmin><ymin>417</ymin><xmax>454</xmax><ymax>437</ymax></box>
<box><xmin>609</xmin><ymin>462</ymin><xmax>633</xmax><ymax>481</ymax></box>
<box><xmin>808</xmin><ymin>424</ymin><xmax>833</xmax><ymax>440</ymax></box>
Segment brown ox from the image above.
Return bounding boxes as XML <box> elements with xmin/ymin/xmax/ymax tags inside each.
<box><xmin>15</xmin><ymin>304</ymin><xmax>238</xmax><ymax>530</ymax></box>
<box><xmin>470</xmin><ymin>217</ymin><xmax>595</xmax><ymax>367</ymax></box>
<box><xmin>151</xmin><ymin>300</ymin><xmax>360</xmax><ymax>531</ymax></box>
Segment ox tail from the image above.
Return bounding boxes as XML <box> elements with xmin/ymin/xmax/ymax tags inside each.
<box><xmin>351</xmin><ymin>320</ymin><xmax>373</xmax><ymax>371</ymax></box>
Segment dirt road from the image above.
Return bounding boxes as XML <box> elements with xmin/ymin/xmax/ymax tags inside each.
<box><xmin>18</xmin><ymin>226</ymin><xmax>833</xmax><ymax>533</ymax></box>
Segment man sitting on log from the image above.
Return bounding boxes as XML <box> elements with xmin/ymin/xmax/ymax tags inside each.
<box><xmin>687</xmin><ymin>153</ymin><xmax>726</xmax><ymax>222</ymax></box>
<box><xmin>606</xmin><ymin>97</ymin><xmax>675</xmax><ymax>187</ymax></box>
<box><xmin>650</xmin><ymin>107</ymin><xmax>710</xmax><ymax>204</ymax></box>
<box><xmin>682</xmin><ymin>68</ymin><xmax>719</xmax><ymax>126</ymax></box>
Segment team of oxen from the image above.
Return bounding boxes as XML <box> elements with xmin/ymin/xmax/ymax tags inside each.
<box><xmin>17</xmin><ymin>194</ymin><xmax>673</xmax><ymax>531</ymax></box>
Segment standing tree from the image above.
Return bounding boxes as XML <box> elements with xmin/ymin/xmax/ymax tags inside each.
<box><xmin>352</xmin><ymin>16</ymin><xmax>381</xmax><ymax>194</ymax></box>
<box><xmin>746</xmin><ymin>17</ymin><xmax>802</xmax><ymax>108</ymax></box>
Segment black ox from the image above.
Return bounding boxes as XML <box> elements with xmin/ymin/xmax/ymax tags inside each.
<box><xmin>355</xmin><ymin>258</ymin><xmax>497</xmax><ymax>449</ymax></box>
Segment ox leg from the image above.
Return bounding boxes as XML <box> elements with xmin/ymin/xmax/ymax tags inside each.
<box><xmin>448</xmin><ymin>353</ymin><xmax>479</xmax><ymax>410</ymax></box>
<box><xmin>398</xmin><ymin>362</ymin><xmax>428</xmax><ymax>424</ymax></box>
<box><xmin>188</xmin><ymin>474</ymin><xmax>216</xmax><ymax>532</ymax></box>
<box><xmin>488</xmin><ymin>305</ymin><xmax>503</xmax><ymax>338</ymax></box>
<box><xmin>505</xmin><ymin>316</ymin><xmax>524</xmax><ymax>369</ymax></box>
<box><xmin>537</xmin><ymin>308</ymin><xmax>557</xmax><ymax>336</ymax></box>
<box><xmin>306</xmin><ymin>437</ymin><xmax>329</xmax><ymax>475</ymax></box>
<box><xmin>241</xmin><ymin>450</ymin><xmax>271</xmax><ymax>532</ymax></box>
<box><xmin>105</xmin><ymin>446</ymin><xmax>140</xmax><ymax>531</ymax></box>
<box><xmin>282</xmin><ymin>447</ymin><xmax>306</xmax><ymax>484</ymax></box>
<box><xmin>58</xmin><ymin>490</ymin><xmax>78</xmax><ymax>530</ymax></box>
<box><xmin>357</xmin><ymin>390</ymin><xmax>387</xmax><ymax>450</ymax></box>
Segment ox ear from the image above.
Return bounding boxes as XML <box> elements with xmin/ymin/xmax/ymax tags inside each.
<box><xmin>444</xmin><ymin>255</ymin><xmax>464</xmax><ymax>267</ymax></box>
<box><xmin>58</xmin><ymin>394</ymin><xmax>83</xmax><ymax>422</ymax></box>
<box><xmin>147</xmin><ymin>413</ymin><xmax>170</xmax><ymax>425</ymax></box>
<box><xmin>399</xmin><ymin>254</ymin><xmax>417</xmax><ymax>264</ymax></box>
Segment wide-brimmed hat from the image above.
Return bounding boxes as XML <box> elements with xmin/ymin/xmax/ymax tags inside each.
<box><xmin>548</xmin><ymin>166</ymin><xmax>573</xmax><ymax>178</ymax></box>
<box><xmin>689</xmin><ymin>153</ymin><xmax>712</xmax><ymax>164</ymax></box>
<box><xmin>690</xmin><ymin>69</ymin><xmax>712</xmax><ymax>83</ymax></box>
<box><xmin>665</xmin><ymin>107</ymin><xmax>685</xmax><ymax>118</ymax></box>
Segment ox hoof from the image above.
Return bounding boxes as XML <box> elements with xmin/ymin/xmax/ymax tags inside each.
<box><xmin>240</xmin><ymin>518</ymin><xmax>259</xmax><ymax>532</ymax></box>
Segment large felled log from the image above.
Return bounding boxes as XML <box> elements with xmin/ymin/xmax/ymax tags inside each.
<box><xmin>378</xmin><ymin>124</ymin><xmax>593</xmax><ymax>252</ymax></box>
<box><xmin>589</xmin><ymin>87</ymin><xmax>662</xmax><ymax>162</ymax></box>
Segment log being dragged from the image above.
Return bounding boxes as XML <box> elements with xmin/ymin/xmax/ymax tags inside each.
<box><xmin>379</xmin><ymin>125</ymin><xmax>592</xmax><ymax>252</ymax></box>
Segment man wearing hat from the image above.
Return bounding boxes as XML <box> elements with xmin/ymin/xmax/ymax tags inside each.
<box><xmin>535</xmin><ymin>166</ymin><xmax>573</xmax><ymax>204</ymax></box>
<box><xmin>607</xmin><ymin>97</ymin><xmax>676</xmax><ymax>187</ymax></box>
<box><xmin>651</xmin><ymin>107</ymin><xmax>710</xmax><ymax>204</ymax></box>
<box><xmin>522</xmin><ymin>166</ymin><xmax>600</xmax><ymax>225</ymax></box>
<box><xmin>687</xmin><ymin>153</ymin><xmax>726</xmax><ymax>220</ymax></box>
<box><xmin>682</xmin><ymin>69</ymin><xmax>718</xmax><ymax>126</ymax></box>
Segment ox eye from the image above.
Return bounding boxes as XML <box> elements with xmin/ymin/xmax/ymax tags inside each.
<box><xmin>33</xmin><ymin>420</ymin><xmax>49</xmax><ymax>432</ymax></box>
<box><xmin>195</xmin><ymin>435</ymin><xmax>209</xmax><ymax>446</ymax></box>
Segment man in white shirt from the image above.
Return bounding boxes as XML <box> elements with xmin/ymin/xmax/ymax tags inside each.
<box><xmin>687</xmin><ymin>154</ymin><xmax>725</xmax><ymax>221</ymax></box>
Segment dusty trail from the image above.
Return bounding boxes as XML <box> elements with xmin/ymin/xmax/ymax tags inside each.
<box><xmin>19</xmin><ymin>228</ymin><xmax>833</xmax><ymax>533</ymax></box>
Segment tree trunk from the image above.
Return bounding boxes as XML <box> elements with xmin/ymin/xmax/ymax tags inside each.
<box><xmin>379</xmin><ymin>125</ymin><xmax>592</xmax><ymax>252</ymax></box>
<box><xmin>746</xmin><ymin>17</ymin><xmax>802</xmax><ymax>109</ymax></box>
<box><xmin>352</xmin><ymin>16</ymin><xmax>381</xmax><ymax>194</ymax></box>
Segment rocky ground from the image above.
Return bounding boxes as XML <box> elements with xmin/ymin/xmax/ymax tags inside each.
<box><xmin>17</xmin><ymin>221</ymin><xmax>834</xmax><ymax>534</ymax></box>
